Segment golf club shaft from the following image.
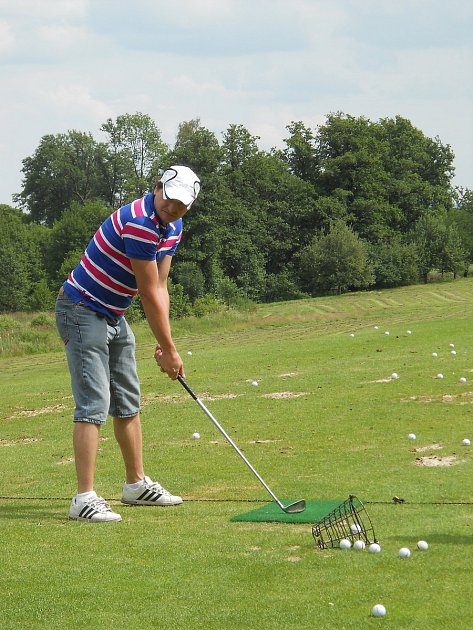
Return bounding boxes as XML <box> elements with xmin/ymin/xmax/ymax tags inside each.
<box><xmin>177</xmin><ymin>375</ymin><xmax>285</xmax><ymax>509</ymax></box>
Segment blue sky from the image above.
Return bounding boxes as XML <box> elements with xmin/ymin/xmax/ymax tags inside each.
<box><xmin>1</xmin><ymin>0</ymin><xmax>472</xmax><ymax>205</ymax></box>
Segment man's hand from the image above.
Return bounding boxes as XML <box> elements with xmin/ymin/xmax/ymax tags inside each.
<box><xmin>155</xmin><ymin>344</ymin><xmax>184</xmax><ymax>380</ymax></box>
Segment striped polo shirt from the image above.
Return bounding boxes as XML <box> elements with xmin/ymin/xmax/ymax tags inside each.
<box><xmin>63</xmin><ymin>193</ymin><xmax>182</xmax><ymax>318</ymax></box>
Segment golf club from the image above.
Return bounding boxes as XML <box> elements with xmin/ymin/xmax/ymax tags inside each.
<box><xmin>177</xmin><ymin>375</ymin><xmax>306</xmax><ymax>514</ymax></box>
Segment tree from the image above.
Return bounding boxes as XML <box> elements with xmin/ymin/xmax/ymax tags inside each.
<box><xmin>411</xmin><ymin>211</ymin><xmax>447</xmax><ymax>283</ymax></box>
<box><xmin>15</xmin><ymin>131</ymin><xmax>105</xmax><ymax>226</ymax></box>
<box><xmin>297</xmin><ymin>221</ymin><xmax>374</xmax><ymax>295</ymax></box>
<box><xmin>369</xmin><ymin>237</ymin><xmax>419</xmax><ymax>288</ymax></box>
<box><xmin>42</xmin><ymin>199</ymin><xmax>111</xmax><ymax>284</ymax></box>
<box><xmin>168</xmin><ymin>118</ymin><xmax>222</xmax><ymax>178</ymax></box>
<box><xmin>0</xmin><ymin>205</ymin><xmax>46</xmax><ymax>311</ymax></box>
<box><xmin>100</xmin><ymin>112</ymin><xmax>169</xmax><ymax>200</ymax></box>
<box><xmin>283</xmin><ymin>121</ymin><xmax>319</xmax><ymax>184</ymax></box>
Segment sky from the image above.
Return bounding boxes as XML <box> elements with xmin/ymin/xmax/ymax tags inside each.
<box><xmin>1</xmin><ymin>0</ymin><xmax>472</xmax><ymax>206</ymax></box>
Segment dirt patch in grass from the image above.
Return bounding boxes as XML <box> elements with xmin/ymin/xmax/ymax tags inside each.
<box><xmin>403</xmin><ymin>391</ymin><xmax>473</xmax><ymax>404</ymax></box>
<box><xmin>6</xmin><ymin>404</ymin><xmax>67</xmax><ymax>419</ymax></box>
<box><xmin>0</xmin><ymin>437</ymin><xmax>41</xmax><ymax>447</ymax></box>
<box><xmin>412</xmin><ymin>443</ymin><xmax>443</xmax><ymax>452</ymax></box>
<box><xmin>278</xmin><ymin>372</ymin><xmax>301</xmax><ymax>378</ymax></box>
<box><xmin>262</xmin><ymin>392</ymin><xmax>307</xmax><ymax>399</ymax></box>
<box><xmin>414</xmin><ymin>455</ymin><xmax>461</xmax><ymax>467</ymax></box>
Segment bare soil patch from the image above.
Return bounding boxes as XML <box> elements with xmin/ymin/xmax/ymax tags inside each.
<box><xmin>411</xmin><ymin>443</ymin><xmax>443</xmax><ymax>453</ymax></box>
<box><xmin>414</xmin><ymin>455</ymin><xmax>461</xmax><ymax>467</ymax></box>
<box><xmin>6</xmin><ymin>404</ymin><xmax>67</xmax><ymax>419</ymax></box>
<box><xmin>262</xmin><ymin>392</ymin><xmax>307</xmax><ymax>399</ymax></box>
<box><xmin>0</xmin><ymin>437</ymin><xmax>40</xmax><ymax>447</ymax></box>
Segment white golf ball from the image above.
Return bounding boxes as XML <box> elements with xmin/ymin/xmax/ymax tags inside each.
<box><xmin>384</xmin><ymin>331</ymin><xmax>390</xmax><ymax>336</ymax></box>
<box><xmin>407</xmin><ymin>330</ymin><xmax>412</xmax><ymax>335</ymax></box>
<box><xmin>460</xmin><ymin>377</ymin><xmax>467</xmax><ymax>383</ymax></box>
<box><xmin>417</xmin><ymin>540</ymin><xmax>429</xmax><ymax>551</ymax></box>
<box><xmin>350</xmin><ymin>523</ymin><xmax>362</xmax><ymax>534</ymax></box>
<box><xmin>432</xmin><ymin>352</ymin><xmax>438</xmax><ymax>357</ymax></box>
<box><xmin>463</xmin><ymin>438</ymin><xmax>471</xmax><ymax>446</ymax></box>
<box><xmin>192</xmin><ymin>432</ymin><xmax>200</xmax><ymax>439</ymax></box>
<box><xmin>369</xmin><ymin>543</ymin><xmax>381</xmax><ymax>553</ymax></box>
<box><xmin>449</xmin><ymin>343</ymin><xmax>455</xmax><ymax>348</ymax></box>
<box><xmin>408</xmin><ymin>433</ymin><xmax>416</xmax><ymax>440</ymax></box>
<box><xmin>391</xmin><ymin>372</ymin><xmax>399</xmax><ymax>379</ymax></box>
<box><xmin>339</xmin><ymin>538</ymin><xmax>351</xmax><ymax>550</ymax></box>
<box><xmin>371</xmin><ymin>604</ymin><xmax>386</xmax><ymax>617</ymax></box>
<box><xmin>374</xmin><ymin>326</ymin><xmax>379</xmax><ymax>330</ymax></box>
<box><xmin>251</xmin><ymin>380</ymin><xmax>259</xmax><ymax>387</ymax></box>
<box><xmin>399</xmin><ymin>547</ymin><xmax>411</xmax><ymax>558</ymax></box>
<box><xmin>350</xmin><ymin>333</ymin><xmax>355</xmax><ymax>337</ymax></box>
<box><xmin>187</xmin><ymin>351</ymin><xmax>193</xmax><ymax>355</ymax></box>
<box><xmin>436</xmin><ymin>373</ymin><xmax>444</xmax><ymax>379</ymax></box>
<box><xmin>353</xmin><ymin>540</ymin><xmax>365</xmax><ymax>550</ymax></box>
<box><xmin>451</xmin><ymin>350</ymin><xmax>457</xmax><ymax>356</ymax></box>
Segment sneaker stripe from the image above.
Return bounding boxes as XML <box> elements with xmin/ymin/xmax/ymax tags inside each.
<box><xmin>79</xmin><ymin>506</ymin><xmax>98</xmax><ymax>519</ymax></box>
<box><xmin>137</xmin><ymin>489</ymin><xmax>163</xmax><ymax>502</ymax></box>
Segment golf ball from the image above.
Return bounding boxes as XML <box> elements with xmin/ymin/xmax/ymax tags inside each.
<box><xmin>460</xmin><ymin>377</ymin><xmax>467</xmax><ymax>383</ymax></box>
<box><xmin>449</xmin><ymin>343</ymin><xmax>455</xmax><ymax>348</ymax></box>
<box><xmin>463</xmin><ymin>438</ymin><xmax>471</xmax><ymax>446</ymax></box>
<box><xmin>350</xmin><ymin>333</ymin><xmax>355</xmax><ymax>337</ymax></box>
<box><xmin>436</xmin><ymin>373</ymin><xmax>444</xmax><ymax>379</ymax></box>
<box><xmin>384</xmin><ymin>331</ymin><xmax>390</xmax><ymax>336</ymax></box>
<box><xmin>192</xmin><ymin>432</ymin><xmax>200</xmax><ymax>439</ymax></box>
<box><xmin>371</xmin><ymin>604</ymin><xmax>386</xmax><ymax>618</ymax></box>
<box><xmin>399</xmin><ymin>547</ymin><xmax>411</xmax><ymax>558</ymax></box>
<box><xmin>391</xmin><ymin>372</ymin><xmax>399</xmax><ymax>379</ymax></box>
<box><xmin>369</xmin><ymin>543</ymin><xmax>381</xmax><ymax>553</ymax></box>
<box><xmin>374</xmin><ymin>326</ymin><xmax>379</xmax><ymax>330</ymax></box>
<box><xmin>350</xmin><ymin>523</ymin><xmax>362</xmax><ymax>534</ymax></box>
<box><xmin>451</xmin><ymin>350</ymin><xmax>457</xmax><ymax>356</ymax></box>
<box><xmin>251</xmin><ymin>380</ymin><xmax>259</xmax><ymax>387</ymax></box>
<box><xmin>187</xmin><ymin>351</ymin><xmax>193</xmax><ymax>355</ymax></box>
<box><xmin>417</xmin><ymin>540</ymin><xmax>429</xmax><ymax>551</ymax></box>
<box><xmin>407</xmin><ymin>330</ymin><xmax>412</xmax><ymax>335</ymax></box>
<box><xmin>339</xmin><ymin>538</ymin><xmax>351</xmax><ymax>550</ymax></box>
<box><xmin>408</xmin><ymin>433</ymin><xmax>416</xmax><ymax>440</ymax></box>
<box><xmin>353</xmin><ymin>540</ymin><xmax>366</xmax><ymax>550</ymax></box>
<box><xmin>432</xmin><ymin>352</ymin><xmax>438</xmax><ymax>357</ymax></box>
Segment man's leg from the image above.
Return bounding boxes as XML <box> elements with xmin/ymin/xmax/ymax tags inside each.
<box><xmin>73</xmin><ymin>421</ymin><xmax>100</xmax><ymax>493</ymax></box>
<box><xmin>113</xmin><ymin>414</ymin><xmax>144</xmax><ymax>484</ymax></box>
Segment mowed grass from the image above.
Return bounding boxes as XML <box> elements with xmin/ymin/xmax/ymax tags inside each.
<box><xmin>1</xmin><ymin>280</ymin><xmax>472</xmax><ymax>629</ymax></box>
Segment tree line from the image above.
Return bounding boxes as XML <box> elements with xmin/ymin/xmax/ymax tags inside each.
<box><xmin>1</xmin><ymin>111</ymin><xmax>473</xmax><ymax>314</ymax></box>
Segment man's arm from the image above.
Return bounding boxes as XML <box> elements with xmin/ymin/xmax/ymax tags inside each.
<box><xmin>130</xmin><ymin>256</ymin><xmax>183</xmax><ymax>379</ymax></box>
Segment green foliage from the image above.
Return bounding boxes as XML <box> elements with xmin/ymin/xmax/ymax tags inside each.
<box><xmin>30</xmin><ymin>280</ymin><xmax>55</xmax><ymax>311</ymax></box>
<box><xmin>369</xmin><ymin>238</ymin><xmax>419</xmax><ymax>288</ymax></box>
<box><xmin>8</xmin><ymin>110</ymin><xmax>466</xmax><ymax>309</ymax></box>
<box><xmin>168</xmin><ymin>280</ymin><xmax>193</xmax><ymax>319</ymax></box>
<box><xmin>192</xmin><ymin>294</ymin><xmax>226</xmax><ymax>317</ymax></box>
<box><xmin>298</xmin><ymin>221</ymin><xmax>375</xmax><ymax>295</ymax></box>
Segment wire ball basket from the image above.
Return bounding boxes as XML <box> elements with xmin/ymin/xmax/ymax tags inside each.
<box><xmin>312</xmin><ymin>495</ymin><xmax>378</xmax><ymax>549</ymax></box>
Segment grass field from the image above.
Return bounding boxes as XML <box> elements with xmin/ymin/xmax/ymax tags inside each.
<box><xmin>1</xmin><ymin>280</ymin><xmax>472</xmax><ymax>629</ymax></box>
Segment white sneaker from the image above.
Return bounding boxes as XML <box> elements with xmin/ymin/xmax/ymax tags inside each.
<box><xmin>121</xmin><ymin>476</ymin><xmax>183</xmax><ymax>506</ymax></box>
<box><xmin>69</xmin><ymin>492</ymin><xmax>122</xmax><ymax>522</ymax></box>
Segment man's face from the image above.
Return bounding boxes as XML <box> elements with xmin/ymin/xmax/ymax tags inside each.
<box><xmin>154</xmin><ymin>187</ymin><xmax>190</xmax><ymax>224</ymax></box>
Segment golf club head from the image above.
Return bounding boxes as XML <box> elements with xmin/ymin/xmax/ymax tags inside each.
<box><xmin>283</xmin><ymin>499</ymin><xmax>306</xmax><ymax>514</ymax></box>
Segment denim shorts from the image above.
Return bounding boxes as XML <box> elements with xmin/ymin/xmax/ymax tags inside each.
<box><xmin>55</xmin><ymin>293</ymin><xmax>140</xmax><ymax>425</ymax></box>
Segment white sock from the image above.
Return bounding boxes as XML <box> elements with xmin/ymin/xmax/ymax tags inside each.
<box><xmin>125</xmin><ymin>479</ymin><xmax>144</xmax><ymax>490</ymax></box>
<box><xmin>75</xmin><ymin>490</ymin><xmax>97</xmax><ymax>502</ymax></box>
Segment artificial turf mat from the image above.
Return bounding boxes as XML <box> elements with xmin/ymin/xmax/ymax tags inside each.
<box><xmin>231</xmin><ymin>499</ymin><xmax>344</xmax><ymax>524</ymax></box>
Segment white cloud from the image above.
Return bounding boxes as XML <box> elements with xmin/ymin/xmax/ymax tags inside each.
<box><xmin>0</xmin><ymin>20</ymin><xmax>14</xmax><ymax>54</ymax></box>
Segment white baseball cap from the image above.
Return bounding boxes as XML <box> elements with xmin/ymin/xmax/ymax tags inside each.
<box><xmin>160</xmin><ymin>165</ymin><xmax>201</xmax><ymax>208</ymax></box>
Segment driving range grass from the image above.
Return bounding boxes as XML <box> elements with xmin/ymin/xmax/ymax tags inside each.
<box><xmin>1</xmin><ymin>280</ymin><xmax>472</xmax><ymax>628</ymax></box>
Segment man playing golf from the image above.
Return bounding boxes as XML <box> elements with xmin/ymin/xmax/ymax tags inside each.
<box><xmin>55</xmin><ymin>165</ymin><xmax>200</xmax><ymax>522</ymax></box>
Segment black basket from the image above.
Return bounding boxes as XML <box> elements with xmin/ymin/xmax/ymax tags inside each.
<box><xmin>312</xmin><ymin>495</ymin><xmax>377</xmax><ymax>549</ymax></box>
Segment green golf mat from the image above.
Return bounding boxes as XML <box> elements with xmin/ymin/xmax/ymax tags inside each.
<box><xmin>231</xmin><ymin>499</ymin><xmax>344</xmax><ymax>524</ymax></box>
